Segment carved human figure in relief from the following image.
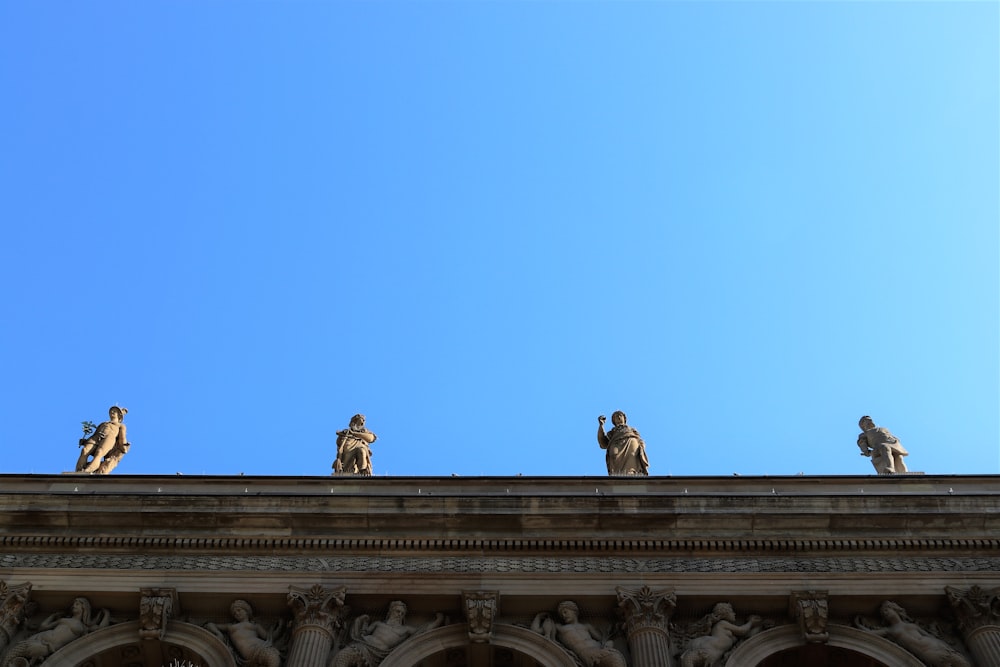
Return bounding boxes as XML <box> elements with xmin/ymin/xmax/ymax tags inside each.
<box><xmin>857</xmin><ymin>416</ymin><xmax>908</xmax><ymax>475</ymax></box>
<box><xmin>597</xmin><ymin>411</ymin><xmax>648</xmax><ymax>476</ymax></box>
<box><xmin>76</xmin><ymin>406</ymin><xmax>130</xmax><ymax>474</ymax></box>
<box><xmin>679</xmin><ymin>602</ymin><xmax>762</xmax><ymax>667</ymax></box>
<box><xmin>206</xmin><ymin>599</ymin><xmax>281</xmax><ymax>667</ymax></box>
<box><xmin>3</xmin><ymin>597</ymin><xmax>109</xmax><ymax>667</ymax></box>
<box><xmin>332</xmin><ymin>601</ymin><xmax>443</xmax><ymax>667</ymax></box>
<box><xmin>531</xmin><ymin>600</ymin><xmax>627</xmax><ymax>667</ymax></box>
<box><xmin>333</xmin><ymin>414</ymin><xmax>377</xmax><ymax>475</ymax></box>
<box><xmin>856</xmin><ymin>601</ymin><xmax>970</xmax><ymax>667</ymax></box>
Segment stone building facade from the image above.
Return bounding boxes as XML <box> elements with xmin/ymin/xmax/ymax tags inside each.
<box><xmin>0</xmin><ymin>474</ymin><xmax>997</xmax><ymax>667</ymax></box>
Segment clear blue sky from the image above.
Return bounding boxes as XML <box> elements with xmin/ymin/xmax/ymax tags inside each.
<box><xmin>1</xmin><ymin>1</ymin><xmax>997</xmax><ymax>477</ymax></box>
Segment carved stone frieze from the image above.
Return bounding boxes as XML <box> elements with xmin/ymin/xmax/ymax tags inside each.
<box><xmin>462</xmin><ymin>590</ymin><xmax>498</xmax><ymax>643</ymax></box>
<box><xmin>332</xmin><ymin>601</ymin><xmax>445</xmax><ymax>667</ymax></box>
<box><xmin>789</xmin><ymin>590</ymin><xmax>829</xmax><ymax>643</ymax></box>
<box><xmin>139</xmin><ymin>587</ymin><xmax>177</xmax><ymax>640</ymax></box>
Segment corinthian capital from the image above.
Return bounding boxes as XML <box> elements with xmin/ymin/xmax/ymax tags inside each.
<box><xmin>946</xmin><ymin>585</ymin><xmax>1000</xmax><ymax>632</ymax></box>
<box><xmin>287</xmin><ymin>584</ymin><xmax>348</xmax><ymax>632</ymax></box>
<box><xmin>616</xmin><ymin>585</ymin><xmax>676</xmax><ymax>635</ymax></box>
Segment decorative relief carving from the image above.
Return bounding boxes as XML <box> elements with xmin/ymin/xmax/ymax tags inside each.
<box><xmin>946</xmin><ymin>585</ymin><xmax>1000</xmax><ymax>633</ymax></box>
<box><xmin>616</xmin><ymin>585</ymin><xmax>675</xmax><ymax>635</ymax></box>
<box><xmin>462</xmin><ymin>590</ymin><xmax>498</xmax><ymax>643</ymax></box>
<box><xmin>206</xmin><ymin>599</ymin><xmax>283</xmax><ymax>667</ymax></box>
<box><xmin>139</xmin><ymin>587</ymin><xmax>177</xmax><ymax>640</ymax></box>
<box><xmin>675</xmin><ymin>603</ymin><xmax>763</xmax><ymax>667</ymax></box>
<box><xmin>2</xmin><ymin>597</ymin><xmax>110</xmax><ymax>667</ymax></box>
<box><xmin>597</xmin><ymin>412</ymin><xmax>649</xmax><ymax>476</ymax></box>
<box><xmin>0</xmin><ymin>581</ymin><xmax>32</xmax><ymax>654</ymax></box>
<box><xmin>854</xmin><ymin>600</ymin><xmax>970</xmax><ymax>667</ymax></box>
<box><xmin>287</xmin><ymin>584</ymin><xmax>347</xmax><ymax>633</ymax></box>
<box><xmin>789</xmin><ymin>590</ymin><xmax>828</xmax><ymax>644</ymax></box>
<box><xmin>332</xmin><ymin>601</ymin><xmax>444</xmax><ymax>667</ymax></box>
<box><xmin>531</xmin><ymin>600</ymin><xmax>626</xmax><ymax>667</ymax></box>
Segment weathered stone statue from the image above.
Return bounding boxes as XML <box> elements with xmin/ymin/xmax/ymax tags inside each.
<box><xmin>3</xmin><ymin>597</ymin><xmax>109</xmax><ymax>667</ymax></box>
<box><xmin>678</xmin><ymin>603</ymin><xmax>762</xmax><ymax>667</ymax></box>
<box><xmin>597</xmin><ymin>412</ymin><xmax>649</xmax><ymax>476</ymax></box>
<box><xmin>333</xmin><ymin>414</ymin><xmax>377</xmax><ymax>476</ymax></box>
<box><xmin>75</xmin><ymin>406</ymin><xmax>130</xmax><ymax>474</ymax></box>
<box><xmin>531</xmin><ymin>600</ymin><xmax>626</xmax><ymax>667</ymax></box>
<box><xmin>331</xmin><ymin>601</ymin><xmax>443</xmax><ymax>667</ymax></box>
<box><xmin>206</xmin><ymin>599</ymin><xmax>281</xmax><ymax>667</ymax></box>
<box><xmin>855</xmin><ymin>601</ymin><xmax>970</xmax><ymax>667</ymax></box>
<box><xmin>857</xmin><ymin>416</ymin><xmax>908</xmax><ymax>475</ymax></box>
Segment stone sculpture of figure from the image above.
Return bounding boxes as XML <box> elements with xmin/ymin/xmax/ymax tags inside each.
<box><xmin>333</xmin><ymin>414</ymin><xmax>377</xmax><ymax>476</ymax></box>
<box><xmin>857</xmin><ymin>416</ymin><xmax>908</xmax><ymax>475</ymax></box>
<box><xmin>597</xmin><ymin>411</ymin><xmax>649</xmax><ymax>476</ymax></box>
<box><xmin>679</xmin><ymin>603</ymin><xmax>762</xmax><ymax>667</ymax></box>
<box><xmin>76</xmin><ymin>406</ymin><xmax>130</xmax><ymax>474</ymax></box>
<box><xmin>531</xmin><ymin>600</ymin><xmax>626</xmax><ymax>667</ymax></box>
<box><xmin>855</xmin><ymin>601</ymin><xmax>970</xmax><ymax>667</ymax></box>
<box><xmin>331</xmin><ymin>601</ymin><xmax>444</xmax><ymax>667</ymax></box>
<box><xmin>3</xmin><ymin>597</ymin><xmax>109</xmax><ymax>667</ymax></box>
<box><xmin>206</xmin><ymin>599</ymin><xmax>281</xmax><ymax>667</ymax></box>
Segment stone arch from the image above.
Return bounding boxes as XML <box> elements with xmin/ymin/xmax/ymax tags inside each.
<box><xmin>379</xmin><ymin>623</ymin><xmax>578</xmax><ymax>667</ymax></box>
<box><xmin>724</xmin><ymin>623</ymin><xmax>925</xmax><ymax>667</ymax></box>
<box><xmin>44</xmin><ymin>620</ymin><xmax>237</xmax><ymax>667</ymax></box>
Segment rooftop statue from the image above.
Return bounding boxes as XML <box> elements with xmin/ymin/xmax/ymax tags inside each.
<box><xmin>333</xmin><ymin>414</ymin><xmax>377</xmax><ymax>476</ymax></box>
<box><xmin>531</xmin><ymin>600</ymin><xmax>626</xmax><ymax>667</ymax></box>
<box><xmin>75</xmin><ymin>406</ymin><xmax>130</xmax><ymax>474</ymax></box>
<box><xmin>332</xmin><ymin>601</ymin><xmax>444</xmax><ymax>667</ymax></box>
<box><xmin>857</xmin><ymin>416</ymin><xmax>908</xmax><ymax>475</ymax></box>
<box><xmin>855</xmin><ymin>601</ymin><xmax>970</xmax><ymax>667</ymax></box>
<box><xmin>206</xmin><ymin>599</ymin><xmax>282</xmax><ymax>667</ymax></box>
<box><xmin>597</xmin><ymin>411</ymin><xmax>649</xmax><ymax>476</ymax></box>
<box><xmin>3</xmin><ymin>597</ymin><xmax>110</xmax><ymax>667</ymax></box>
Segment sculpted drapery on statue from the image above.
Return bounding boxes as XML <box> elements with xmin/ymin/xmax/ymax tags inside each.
<box><xmin>857</xmin><ymin>415</ymin><xmax>908</xmax><ymax>475</ymax></box>
<box><xmin>333</xmin><ymin>414</ymin><xmax>377</xmax><ymax>476</ymax></box>
<box><xmin>3</xmin><ymin>597</ymin><xmax>110</xmax><ymax>667</ymax></box>
<box><xmin>531</xmin><ymin>600</ymin><xmax>627</xmax><ymax>667</ymax></box>
<box><xmin>206</xmin><ymin>599</ymin><xmax>282</xmax><ymax>667</ymax></box>
<box><xmin>75</xmin><ymin>406</ymin><xmax>130</xmax><ymax>474</ymax></box>
<box><xmin>332</xmin><ymin>601</ymin><xmax>444</xmax><ymax>667</ymax></box>
<box><xmin>855</xmin><ymin>600</ymin><xmax>971</xmax><ymax>667</ymax></box>
<box><xmin>597</xmin><ymin>412</ymin><xmax>648</xmax><ymax>476</ymax></box>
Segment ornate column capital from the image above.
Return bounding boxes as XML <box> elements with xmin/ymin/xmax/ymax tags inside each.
<box><xmin>0</xmin><ymin>581</ymin><xmax>33</xmax><ymax>648</ymax></box>
<box><xmin>789</xmin><ymin>590</ymin><xmax>829</xmax><ymax>643</ymax></box>
<box><xmin>616</xmin><ymin>585</ymin><xmax>676</xmax><ymax>635</ymax></box>
<box><xmin>946</xmin><ymin>585</ymin><xmax>1000</xmax><ymax>633</ymax></box>
<box><xmin>288</xmin><ymin>584</ymin><xmax>348</xmax><ymax>634</ymax></box>
<box><xmin>139</xmin><ymin>587</ymin><xmax>178</xmax><ymax>640</ymax></box>
<box><xmin>462</xmin><ymin>590</ymin><xmax>499</xmax><ymax>643</ymax></box>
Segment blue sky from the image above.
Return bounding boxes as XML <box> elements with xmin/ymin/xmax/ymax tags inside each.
<box><xmin>1</xmin><ymin>1</ymin><xmax>997</xmax><ymax>478</ymax></box>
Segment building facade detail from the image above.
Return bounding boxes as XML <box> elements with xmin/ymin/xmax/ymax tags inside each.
<box><xmin>462</xmin><ymin>590</ymin><xmax>498</xmax><ymax>643</ymax></box>
<box><xmin>0</xmin><ymin>582</ymin><xmax>31</xmax><ymax>658</ymax></box>
<box><xmin>286</xmin><ymin>585</ymin><xmax>347</xmax><ymax>667</ymax></box>
<box><xmin>615</xmin><ymin>585</ymin><xmax>675</xmax><ymax>667</ymax></box>
<box><xmin>947</xmin><ymin>585</ymin><xmax>1000</xmax><ymax>667</ymax></box>
<box><xmin>789</xmin><ymin>589</ymin><xmax>829</xmax><ymax>644</ymax></box>
<box><xmin>139</xmin><ymin>588</ymin><xmax>177</xmax><ymax>641</ymax></box>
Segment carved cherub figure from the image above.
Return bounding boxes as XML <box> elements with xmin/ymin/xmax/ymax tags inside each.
<box><xmin>855</xmin><ymin>601</ymin><xmax>970</xmax><ymax>667</ymax></box>
<box><xmin>3</xmin><ymin>597</ymin><xmax>109</xmax><ymax>667</ymax></box>
<box><xmin>76</xmin><ymin>406</ymin><xmax>130</xmax><ymax>474</ymax></box>
<box><xmin>857</xmin><ymin>415</ymin><xmax>908</xmax><ymax>475</ymax></box>
<box><xmin>679</xmin><ymin>603</ymin><xmax>762</xmax><ymax>667</ymax></box>
<box><xmin>206</xmin><ymin>599</ymin><xmax>282</xmax><ymax>667</ymax></box>
<box><xmin>597</xmin><ymin>411</ymin><xmax>649</xmax><ymax>476</ymax></box>
<box><xmin>332</xmin><ymin>601</ymin><xmax>443</xmax><ymax>667</ymax></box>
<box><xmin>333</xmin><ymin>414</ymin><xmax>377</xmax><ymax>475</ymax></box>
<box><xmin>531</xmin><ymin>600</ymin><xmax>626</xmax><ymax>667</ymax></box>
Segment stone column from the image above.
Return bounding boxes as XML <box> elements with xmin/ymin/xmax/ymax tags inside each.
<box><xmin>286</xmin><ymin>584</ymin><xmax>348</xmax><ymax>667</ymax></box>
<box><xmin>946</xmin><ymin>585</ymin><xmax>1000</xmax><ymax>666</ymax></box>
<box><xmin>616</xmin><ymin>585</ymin><xmax>676</xmax><ymax>667</ymax></box>
<box><xmin>0</xmin><ymin>581</ymin><xmax>32</xmax><ymax>654</ymax></box>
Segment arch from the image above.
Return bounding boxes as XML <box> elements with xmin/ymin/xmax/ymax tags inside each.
<box><xmin>45</xmin><ymin>620</ymin><xmax>237</xmax><ymax>667</ymax></box>
<box><xmin>725</xmin><ymin>623</ymin><xmax>925</xmax><ymax>667</ymax></box>
<box><xmin>379</xmin><ymin>623</ymin><xmax>578</xmax><ymax>667</ymax></box>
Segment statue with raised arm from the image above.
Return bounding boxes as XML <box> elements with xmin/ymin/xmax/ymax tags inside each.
<box><xmin>857</xmin><ymin>416</ymin><xmax>908</xmax><ymax>475</ymax></box>
<box><xmin>75</xmin><ymin>406</ymin><xmax>130</xmax><ymax>474</ymax></box>
<box><xmin>531</xmin><ymin>600</ymin><xmax>626</xmax><ymax>667</ymax></box>
<box><xmin>206</xmin><ymin>599</ymin><xmax>281</xmax><ymax>667</ymax></box>
<box><xmin>3</xmin><ymin>597</ymin><xmax>109</xmax><ymax>667</ymax></box>
<box><xmin>855</xmin><ymin>601</ymin><xmax>970</xmax><ymax>667</ymax></box>
<box><xmin>597</xmin><ymin>411</ymin><xmax>648</xmax><ymax>476</ymax></box>
<box><xmin>679</xmin><ymin>603</ymin><xmax>762</xmax><ymax>667</ymax></box>
<box><xmin>333</xmin><ymin>414</ymin><xmax>377</xmax><ymax>476</ymax></box>
<box><xmin>331</xmin><ymin>601</ymin><xmax>443</xmax><ymax>667</ymax></box>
